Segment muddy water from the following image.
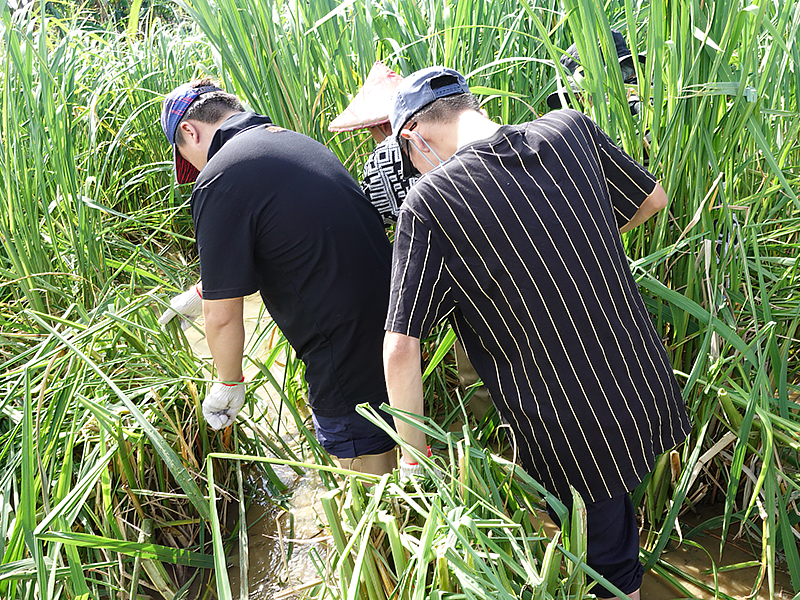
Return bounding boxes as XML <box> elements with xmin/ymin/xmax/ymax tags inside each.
<box><xmin>190</xmin><ymin>296</ymin><xmax>797</xmax><ymax>599</ymax></box>
<box><xmin>639</xmin><ymin>504</ymin><xmax>797</xmax><ymax>599</ymax></box>
<box><xmin>227</xmin><ymin>469</ymin><xmax>330</xmax><ymax>600</ymax></box>
<box><xmin>535</xmin><ymin>503</ymin><xmax>797</xmax><ymax>599</ymax></box>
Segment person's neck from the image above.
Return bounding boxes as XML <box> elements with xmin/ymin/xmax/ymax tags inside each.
<box><xmin>183</xmin><ymin>111</ymin><xmax>241</xmax><ymax>171</ymax></box>
<box><xmin>193</xmin><ymin>112</ymin><xmax>239</xmax><ymax>144</ymax></box>
<box><xmin>416</xmin><ymin>111</ymin><xmax>502</xmax><ymax>167</ymax></box>
<box><xmin>455</xmin><ymin>110</ymin><xmax>502</xmax><ymax>150</ymax></box>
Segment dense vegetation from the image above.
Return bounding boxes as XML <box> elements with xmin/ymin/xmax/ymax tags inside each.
<box><xmin>0</xmin><ymin>0</ymin><xmax>798</xmax><ymax>598</ymax></box>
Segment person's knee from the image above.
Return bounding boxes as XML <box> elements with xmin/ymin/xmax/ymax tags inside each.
<box><xmin>334</xmin><ymin>449</ymin><xmax>397</xmax><ymax>476</ymax></box>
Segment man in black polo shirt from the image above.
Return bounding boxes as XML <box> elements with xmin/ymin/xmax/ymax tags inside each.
<box><xmin>159</xmin><ymin>80</ymin><xmax>396</xmax><ymax>475</ymax></box>
<box><xmin>382</xmin><ymin>66</ymin><xmax>692</xmax><ymax>598</ymax></box>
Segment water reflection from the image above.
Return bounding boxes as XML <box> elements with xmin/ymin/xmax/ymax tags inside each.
<box><xmin>229</xmin><ymin>468</ymin><xmax>330</xmax><ymax>600</ymax></box>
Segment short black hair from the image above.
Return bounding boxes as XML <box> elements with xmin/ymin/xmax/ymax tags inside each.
<box><xmin>410</xmin><ymin>76</ymin><xmax>480</xmax><ymax>127</ymax></box>
<box><xmin>174</xmin><ymin>78</ymin><xmax>244</xmax><ymax>147</ymax></box>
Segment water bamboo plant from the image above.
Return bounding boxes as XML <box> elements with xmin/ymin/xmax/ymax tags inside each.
<box><xmin>0</xmin><ymin>0</ymin><xmax>798</xmax><ymax>598</ymax></box>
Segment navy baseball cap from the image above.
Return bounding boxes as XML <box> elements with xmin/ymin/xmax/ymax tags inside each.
<box><xmin>389</xmin><ymin>66</ymin><xmax>470</xmax><ymax>177</ymax></box>
<box><xmin>160</xmin><ymin>83</ymin><xmax>221</xmax><ymax>184</ymax></box>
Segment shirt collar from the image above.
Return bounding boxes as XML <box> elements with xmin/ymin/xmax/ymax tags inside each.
<box><xmin>207</xmin><ymin>111</ymin><xmax>274</xmax><ymax>161</ymax></box>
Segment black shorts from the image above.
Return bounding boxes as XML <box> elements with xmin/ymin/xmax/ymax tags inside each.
<box><xmin>548</xmin><ymin>493</ymin><xmax>644</xmax><ymax>597</ymax></box>
<box><xmin>311</xmin><ymin>402</ymin><xmax>396</xmax><ymax>459</ymax></box>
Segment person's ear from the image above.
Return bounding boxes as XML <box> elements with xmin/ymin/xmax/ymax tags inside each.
<box><xmin>178</xmin><ymin>120</ymin><xmax>201</xmax><ymax>145</ymax></box>
<box><xmin>401</xmin><ymin>128</ymin><xmax>429</xmax><ymax>154</ymax></box>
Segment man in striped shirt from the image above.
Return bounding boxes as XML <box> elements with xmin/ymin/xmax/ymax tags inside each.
<box><xmin>383</xmin><ymin>66</ymin><xmax>691</xmax><ymax>599</ymax></box>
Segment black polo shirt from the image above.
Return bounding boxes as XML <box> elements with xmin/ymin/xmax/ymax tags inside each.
<box><xmin>386</xmin><ymin>109</ymin><xmax>691</xmax><ymax>501</ymax></box>
<box><xmin>192</xmin><ymin>112</ymin><xmax>391</xmax><ymax>416</ymax></box>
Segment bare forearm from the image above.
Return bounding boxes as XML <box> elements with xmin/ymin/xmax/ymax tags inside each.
<box><xmin>204</xmin><ymin>297</ymin><xmax>245</xmax><ymax>382</ymax></box>
<box><xmin>620</xmin><ymin>182</ymin><xmax>668</xmax><ymax>234</ymax></box>
<box><xmin>383</xmin><ymin>331</ymin><xmax>427</xmax><ymax>462</ymax></box>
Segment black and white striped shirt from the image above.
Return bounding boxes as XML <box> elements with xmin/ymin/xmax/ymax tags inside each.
<box><xmin>386</xmin><ymin>109</ymin><xmax>691</xmax><ymax>502</ymax></box>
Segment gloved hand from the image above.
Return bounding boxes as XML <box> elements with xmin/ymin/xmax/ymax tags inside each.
<box><xmin>398</xmin><ymin>445</ymin><xmax>434</xmax><ymax>480</ymax></box>
<box><xmin>158</xmin><ymin>284</ymin><xmax>203</xmax><ymax>330</ymax></box>
<box><xmin>202</xmin><ymin>378</ymin><xmax>246</xmax><ymax>429</ymax></box>
<box><xmin>398</xmin><ymin>456</ymin><xmax>426</xmax><ymax>479</ymax></box>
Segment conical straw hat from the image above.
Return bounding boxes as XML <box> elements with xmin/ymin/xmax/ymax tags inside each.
<box><xmin>329</xmin><ymin>62</ymin><xmax>404</xmax><ymax>132</ymax></box>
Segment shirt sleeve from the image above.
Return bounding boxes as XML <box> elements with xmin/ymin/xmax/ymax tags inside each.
<box><xmin>192</xmin><ymin>182</ymin><xmax>260</xmax><ymax>300</ymax></box>
<box><xmin>360</xmin><ymin>139</ymin><xmax>415</xmax><ymax>226</ymax></box>
<box><xmin>385</xmin><ymin>208</ymin><xmax>454</xmax><ymax>339</ymax></box>
<box><xmin>588</xmin><ymin>116</ymin><xmax>658</xmax><ymax>227</ymax></box>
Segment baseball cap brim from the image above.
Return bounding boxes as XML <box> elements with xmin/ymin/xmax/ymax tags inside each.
<box><xmin>546</xmin><ymin>75</ymin><xmax>582</xmax><ymax>109</ymax></box>
<box><xmin>161</xmin><ymin>83</ymin><xmax>221</xmax><ymax>184</ymax></box>
<box><xmin>619</xmin><ymin>53</ymin><xmax>647</xmax><ymax>65</ymax></box>
<box><xmin>174</xmin><ymin>146</ymin><xmax>200</xmax><ymax>185</ymax></box>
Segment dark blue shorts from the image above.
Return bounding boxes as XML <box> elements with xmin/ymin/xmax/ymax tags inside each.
<box><xmin>311</xmin><ymin>402</ymin><xmax>396</xmax><ymax>459</ymax></box>
<box><xmin>548</xmin><ymin>493</ymin><xmax>644</xmax><ymax>597</ymax></box>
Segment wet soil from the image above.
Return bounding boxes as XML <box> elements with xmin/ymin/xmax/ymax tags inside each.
<box><xmin>227</xmin><ymin>469</ymin><xmax>330</xmax><ymax>600</ymax></box>
<box><xmin>639</xmin><ymin>504</ymin><xmax>797</xmax><ymax>599</ymax></box>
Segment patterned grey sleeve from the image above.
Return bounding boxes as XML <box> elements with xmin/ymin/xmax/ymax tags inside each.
<box><xmin>361</xmin><ymin>138</ymin><xmax>416</xmax><ymax>226</ymax></box>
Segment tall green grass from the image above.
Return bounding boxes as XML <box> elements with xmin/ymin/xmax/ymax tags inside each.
<box><xmin>205</xmin><ymin>407</ymin><xmax>614</xmax><ymax>600</ymax></box>
<box><xmin>176</xmin><ymin>0</ymin><xmax>800</xmax><ymax>595</ymax></box>
<box><xmin>0</xmin><ymin>3</ymin><xmax>325</xmax><ymax>599</ymax></box>
<box><xmin>0</xmin><ymin>0</ymin><xmax>798</xmax><ymax>598</ymax></box>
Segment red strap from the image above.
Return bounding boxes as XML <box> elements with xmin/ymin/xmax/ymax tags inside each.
<box><xmin>221</xmin><ymin>375</ymin><xmax>245</xmax><ymax>386</ymax></box>
<box><xmin>194</xmin><ymin>283</ymin><xmax>203</xmax><ymax>299</ymax></box>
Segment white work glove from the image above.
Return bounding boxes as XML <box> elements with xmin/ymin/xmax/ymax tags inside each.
<box><xmin>398</xmin><ymin>446</ymin><xmax>433</xmax><ymax>480</ymax></box>
<box><xmin>398</xmin><ymin>456</ymin><xmax>426</xmax><ymax>479</ymax></box>
<box><xmin>158</xmin><ymin>284</ymin><xmax>203</xmax><ymax>330</ymax></box>
<box><xmin>202</xmin><ymin>378</ymin><xmax>246</xmax><ymax>430</ymax></box>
